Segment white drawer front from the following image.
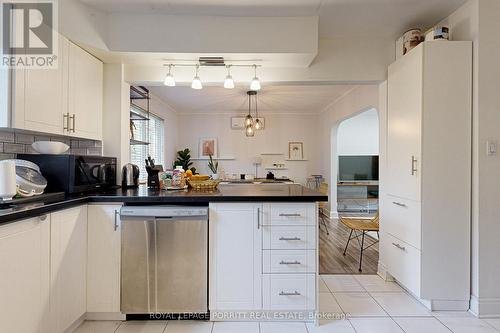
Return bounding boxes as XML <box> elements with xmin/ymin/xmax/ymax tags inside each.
<box><xmin>263</xmin><ymin>274</ymin><xmax>315</xmax><ymax>310</ymax></box>
<box><xmin>263</xmin><ymin>250</ymin><xmax>316</xmax><ymax>274</ymax></box>
<box><xmin>383</xmin><ymin>232</ymin><xmax>421</xmax><ymax>297</ymax></box>
<box><xmin>264</xmin><ymin>203</ymin><xmax>315</xmax><ymax>226</ymax></box>
<box><xmin>263</xmin><ymin>226</ymin><xmax>316</xmax><ymax>250</ymax></box>
<box><xmin>382</xmin><ymin>195</ymin><xmax>421</xmax><ymax>249</ymax></box>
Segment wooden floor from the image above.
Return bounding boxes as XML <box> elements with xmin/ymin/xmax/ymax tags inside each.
<box><xmin>319</xmin><ymin>213</ymin><xmax>379</xmax><ymax>275</ymax></box>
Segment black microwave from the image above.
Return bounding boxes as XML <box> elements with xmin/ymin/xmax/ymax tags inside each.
<box><xmin>19</xmin><ymin>154</ymin><xmax>117</xmax><ymax>194</ymax></box>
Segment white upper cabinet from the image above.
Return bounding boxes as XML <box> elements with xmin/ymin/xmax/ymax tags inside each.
<box><xmin>0</xmin><ymin>216</ymin><xmax>50</xmax><ymax>333</ymax></box>
<box><xmin>4</xmin><ymin>33</ymin><xmax>103</xmax><ymax>140</ymax></box>
<box><xmin>209</xmin><ymin>203</ymin><xmax>262</xmax><ymax>311</ymax></box>
<box><xmin>50</xmin><ymin>206</ymin><xmax>87</xmax><ymax>333</ymax></box>
<box><xmin>68</xmin><ymin>42</ymin><xmax>103</xmax><ymax>140</ymax></box>
<box><xmin>386</xmin><ymin>45</ymin><xmax>423</xmax><ymax>202</ymax></box>
<box><xmin>87</xmin><ymin>204</ymin><xmax>122</xmax><ymax>313</ymax></box>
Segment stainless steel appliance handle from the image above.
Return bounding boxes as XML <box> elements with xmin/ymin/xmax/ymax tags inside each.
<box><xmin>279</xmin><ymin>291</ymin><xmax>301</xmax><ymax>296</ymax></box>
<box><xmin>392</xmin><ymin>242</ymin><xmax>406</xmax><ymax>251</ymax></box>
<box><xmin>279</xmin><ymin>213</ymin><xmax>301</xmax><ymax>217</ymax></box>
<box><xmin>279</xmin><ymin>237</ymin><xmax>301</xmax><ymax>241</ymax></box>
<box><xmin>279</xmin><ymin>260</ymin><xmax>301</xmax><ymax>265</ymax></box>
<box><xmin>392</xmin><ymin>201</ymin><xmax>407</xmax><ymax>208</ymax></box>
<box><xmin>257</xmin><ymin>207</ymin><xmax>260</xmax><ymax>229</ymax></box>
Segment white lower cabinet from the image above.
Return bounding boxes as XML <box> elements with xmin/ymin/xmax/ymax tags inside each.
<box><xmin>263</xmin><ymin>274</ymin><xmax>315</xmax><ymax>310</ymax></box>
<box><xmin>50</xmin><ymin>206</ymin><xmax>88</xmax><ymax>333</ymax></box>
<box><xmin>209</xmin><ymin>203</ymin><xmax>262</xmax><ymax>311</ymax></box>
<box><xmin>87</xmin><ymin>204</ymin><xmax>122</xmax><ymax>313</ymax></box>
<box><xmin>0</xmin><ymin>216</ymin><xmax>50</xmax><ymax>333</ymax></box>
<box><xmin>209</xmin><ymin>202</ymin><xmax>318</xmax><ymax>318</ymax></box>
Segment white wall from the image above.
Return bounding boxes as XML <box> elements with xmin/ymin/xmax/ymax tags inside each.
<box><xmin>439</xmin><ymin>0</ymin><xmax>500</xmax><ymax>317</ymax></box>
<box><xmin>337</xmin><ymin>108</ymin><xmax>379</xmax><ymax>156</ymax></box>
<box><xmin>316</xmin><ymin>85</ymin><xmax>380</xmax><ymax>215</ymax></box>
<box><xmin>176</xmin><ymin>113</ymin><xmax>320</xmax><ymax>184</ymax></box>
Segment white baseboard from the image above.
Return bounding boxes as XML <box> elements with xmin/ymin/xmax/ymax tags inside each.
<box><xmin>86</xmin><ymin>312</ymin><xmax>126</xmax><ymax>321</ymax></box>
<box><xmin>329</xmin><ymin>210</ymin><xmax>338</xmax><ymax>219</ymax></box>
<box><xmin>377</xmin><ymin>262</ymin><xmax>393</xmax><ymax>281</ymax></box>
<box><xmin>430</xmin><ymin>299</ymin><xmax>470</xmax><ymax>311</ymax></box>
<box><xmin>470</xmin><ymin>296</ymin><xmax>500</xmax><ymax>318</ymax></box>
<box><xmin>63</xmin><ymin>314</ymin><xmax>86</xmax><ymax>333</ymax></box>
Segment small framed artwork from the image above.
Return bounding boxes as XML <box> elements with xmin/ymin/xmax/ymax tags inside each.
<box><xmin>199</xmin><ymin>138</ymin><xmax>218</xmax><ymax>158</ymax></box>
<box><xmin>289</xmin><ymin>142</ymin><xmax>304</xmax><ymax>160</ymax></box>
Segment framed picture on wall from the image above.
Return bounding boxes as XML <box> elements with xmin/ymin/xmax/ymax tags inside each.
<box><xmin>199</xmin><ymin>138</ymin><xmax>218</xmax><ymax>157</ymax></box>
<box><xmin>289</xmin><ymin>142</ymin><xmax>304</xmax><ymax>160</ymax></box>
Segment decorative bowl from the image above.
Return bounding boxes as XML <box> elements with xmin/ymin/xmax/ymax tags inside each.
<box><xmin>32</xmin><ymin>141</ymin><xmax>69</xmax><ymax>154</ymax></box>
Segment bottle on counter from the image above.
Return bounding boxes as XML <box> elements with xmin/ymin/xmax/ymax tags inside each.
<box><xmin>172</xmin><ymin>166</ymin><xmax>185</xmax><ymax>187</ymax></box>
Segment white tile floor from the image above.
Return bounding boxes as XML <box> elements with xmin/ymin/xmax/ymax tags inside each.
<box><xmin>73</xmin><ymin>275</ymin><xmax>500</xmax><ymax>333</ymax></box>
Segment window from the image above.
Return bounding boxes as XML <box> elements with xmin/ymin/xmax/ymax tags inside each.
<box><xmin>130</xmin><ymin>106</ymin><xmax>164</xmax><ymax>181</ymax></box>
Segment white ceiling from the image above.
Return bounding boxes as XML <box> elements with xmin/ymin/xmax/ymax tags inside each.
<box><xmin>80</xmin><ymin>0</ymin><xmax>467</xmax><ymax>38</ymax></box>
<box><xmin>148</xmin><ymin>84</ymin><xmax>357</xmax><ymax>114</ymax></box>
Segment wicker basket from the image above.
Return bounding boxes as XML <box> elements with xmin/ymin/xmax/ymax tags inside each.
<box><xmin>187</xmin><ymin>179</ymin><xmax>221</xmax><ymax>190</ymax></box>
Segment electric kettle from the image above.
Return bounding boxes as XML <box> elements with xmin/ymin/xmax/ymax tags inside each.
<box><xmin>122</xmin><ymin>163</ymin><xmax>140</xmax><ymax>188</ymax></box>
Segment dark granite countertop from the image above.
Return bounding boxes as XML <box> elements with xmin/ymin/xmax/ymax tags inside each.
<box><xmin>0</xmin><ymin>184</ymin><xmax>327</xmax><ymax>225</ymax></box>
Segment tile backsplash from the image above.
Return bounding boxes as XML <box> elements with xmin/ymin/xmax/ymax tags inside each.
<box><xmin>0</xmin><ymin>129</ymin><xmax>102</xmax><ymax>160</ymax></box>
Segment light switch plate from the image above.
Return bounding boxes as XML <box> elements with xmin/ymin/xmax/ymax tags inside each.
<box><xmin>487</xmin><ymin>140</ymin><xmax>497</xmax><ymax>156</ymax></box>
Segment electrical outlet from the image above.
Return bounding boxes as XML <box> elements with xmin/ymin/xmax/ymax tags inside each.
<box><xmin>487</xmin><ymin>140</ymin><xmax>497</xmax><ymax>156</ymax></box>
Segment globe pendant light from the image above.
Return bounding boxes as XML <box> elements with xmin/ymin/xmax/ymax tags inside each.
<box><xmin>191</xmin><ymin>64</ymin><xmax>202</xmax><ymax>90</ymax></box>
<box><xmin>245</xmin><ymin>90</ymin><xmax>255</xmax><ymax>127</ymax></box>
<box><xmin>254</xmin><ymin>118</ymin><xmax>262</xmax><ymax>130</ymax></box>
<box><xmin>164</xmin><ymin>64</ymin><xmax>175</xmax><ymax>86</ymax></box>
<box><xmin>253</xmin><ymin>92</ymin><xmax>262</xmax><ymax>130</ymax></box>
<box><xmin>224</xmin><ymin>65</ymin><xmax>235</xmax><ymax>89</ymax></box>
<box><xmin>250</xmin><ymin>64</ymin><xmax>261</xmax><ymax>91</ymax></box>
<box><xmin>245</xmin><ymin>125</ymin><xmax>255</xmax><ymax>137</ymax></box>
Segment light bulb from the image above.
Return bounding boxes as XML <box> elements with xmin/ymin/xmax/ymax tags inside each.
<box><xmin>245</xmin><ymin>114</ymin><xmax>253</xmax><ymax>126</ymax></box>
<box><xmin>191</xmin><ymin>76</ymin><xmax>202</xmax><ymax>90</ymax></box>
<box><xmin>164</xmin><ymin>73</ymin><xmax>175</xmax><ymax>86</ymax></box>
<box><xmin>254</xmin><ymin>118</ymin><xmax>262</xmax><ymax>130</ymax></box>
<box><xmin>191</xmin><ymin>65</ymin><xmax>202</xmax><ymax>90</ymax></box>
<box><xmin>224</xmin><ymin>75</ymin><xmax>234</xmax><ymax>89</ymax></box>
<box><xmin>245</xmin><ymin>125</ymin><xmax>255</xmax><ymax>137</ymax></box>
<box><xmin>250</xmin><ymin>77</ymin><xmax>261</xmax><ymax>91</ymax></box>
<box><xmin>164</xmin><ymin>64</ymin><xmax>175</xmax><ymax>86</ymax></box>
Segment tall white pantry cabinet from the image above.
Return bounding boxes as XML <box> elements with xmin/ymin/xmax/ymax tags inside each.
<box><xmin>381</xmin><ymin>41</ymin><xmax>472</xmax><ymax>310</ymax></box>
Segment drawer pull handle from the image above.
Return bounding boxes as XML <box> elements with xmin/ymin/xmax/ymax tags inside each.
<box><xmin>279</xmin><ymin>213</ymin><xmax>301</xmax><ymax>217</ymax></box>
<box><xmin>392</xmin><ymin>242</ymin><xmax>406</xmax><ymax>251</ymax></box>
<box><xmin>279</xmin><ymin>237</ymin><xmax>301</xmax><ymax>241</ymax></box>
<box><xmin>279</xmin><ymin>291</ymin><xmax>301</xmax><ymax>296</ymax></box>
<box><xmin>392</xmin><ymin>201</ymin><xmax>407</xmax><ymax>208</ymax></box>
<box><xmin>279</xmin><ymin>260</ymin><xmax>301</xmax><ymax>265</ymax></box>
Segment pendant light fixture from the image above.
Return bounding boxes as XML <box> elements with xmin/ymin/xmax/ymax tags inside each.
<box><xmin>224</xmin><ymin>65</ymin><xmax>235</xmax><ymax>89</ymax></box>
<box><xmin>245</xmin><ymin>90</ymin><xmax>259</xmax><ymax>137</ymax></box>
<box><xmin>253</xmin><ymin>91</ymin><xmax>262</xmax><ymax>130</ymax></box>
<box><xmin>250</xmin><ymin>64</ymin><xmax>261</xmax><ymax>91</ymax></box>
<box><xmin>245</xmin><ymin>124</ymin><xmax>255</xmax><ymax>137</ymax></box>
<box><xmin>191</xmin><ymin>64</ymin><xmax>202</xmax><ymax>90</ymax></box>
<box><xmin>163</xmin><ymin>64</ymin><xmax>175</xmax><ymax>86</ymax></box>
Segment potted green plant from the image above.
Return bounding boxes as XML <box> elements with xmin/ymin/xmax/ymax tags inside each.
<box><xmin>208</xmin><ymin>155</ymin><xmax>219</xmax><ymax>180</ymax></box>
<box><xmin>173</xmin><ymin>148</ymin><xmax>196</xmax><ymax>174</ymax></box>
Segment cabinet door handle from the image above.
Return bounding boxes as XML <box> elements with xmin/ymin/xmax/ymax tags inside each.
<box><xmin>279</xmin><ymin>237</ymin><xmax>301</xmax><ymax>241</ymax></box>
<box><xmin>411</xmin><ymin>156</ymin><xmax>418</xmax><ymax>175</ymax></box>
<box><xmin>279</xmin><ymin>291</ymin><xmax>301</xmax><ymax>296</ymax></box>
<box><xmin>392</xmin><ymin>201</ymin><xmax>407</xmax><ymax>208</ymax></box>
<box><xmin>257</xmin><ymin>207</ymin><xmax>260</xmax><ymax>229</ymax></box>
<box><xmin>63</xmin><ymin>113</ymin><xmax>70</xmax><ymax>131</ymax></box>
<box><xmin>114</xmin><ymin>209</ymin><xmax>120</xmax><ymax>231</ymax></box>
<box><xmin>392</xmin><ymin>242</ymin><xmax>406</xmax><ymax>251</ymax></box>
<box><xmin>279</xmin><ymin>213</ymin><xmax>301</xmax><ymax>217</ymax></box>
<box><xmin>70</xmin><ymin>114</ymin><xmax>76</xmax><ymax>133</ymax></box>
<box><xmin>279</xmin><ymin>260</ymin><xmax>301</xmax><ymax>265</ymax></box>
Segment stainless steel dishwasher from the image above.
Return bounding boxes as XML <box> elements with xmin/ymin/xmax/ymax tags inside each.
<box><xmin>120</xmin><ymin>206</ymin><xmax>208</xmax><ymax>314</ymax></box>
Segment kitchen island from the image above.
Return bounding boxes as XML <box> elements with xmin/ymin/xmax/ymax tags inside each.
<box><xmin>0</xmin><ymin>184</ymin><xmax>327</xmax><ymax>332</ymax></box>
